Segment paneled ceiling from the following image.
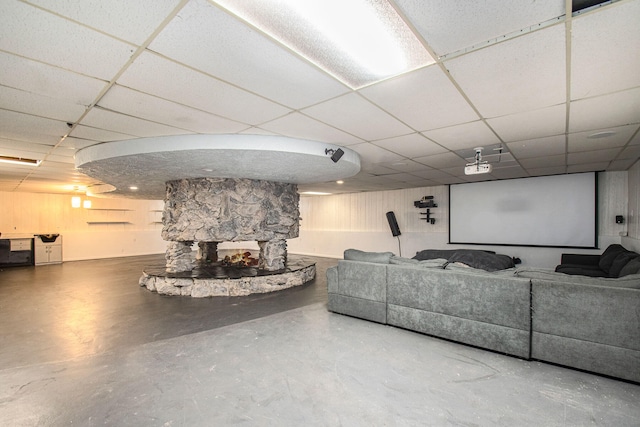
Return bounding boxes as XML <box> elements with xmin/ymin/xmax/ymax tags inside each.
<box><xmin>0</xmin><ymin>0</ymin><xmax>638</xmax><ymax>197</ymax></box>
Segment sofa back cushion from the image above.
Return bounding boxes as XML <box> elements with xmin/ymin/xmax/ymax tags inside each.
<box><xmin>516</xmin><ymin>267</ymin><xmax>640</xmax><ymax>289</ymax></box>
<box><xmin>619</xmin><ymin>257</ymin><xmax>640</xmax><ymax>277</ymax></box>
<box><xmin>344</xmin><ymin>249</ymin><xmax>393</xmax><ymax>264</ymax></box>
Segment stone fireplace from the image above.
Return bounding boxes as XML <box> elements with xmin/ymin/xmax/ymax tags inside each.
<box><xmin>139</xmin><ymin>177</ymin><xmax>316</xmax><ymax>297</ymax></box>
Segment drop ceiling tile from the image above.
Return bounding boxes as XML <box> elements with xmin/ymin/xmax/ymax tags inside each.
<box><xmin>487</xmin><ymin>104</ymin><xmax>566</xmax><ymax>142</ymax></box>
<box><xmin>0</xmin><ymin>52</ymin><xmax>107</xmax><ymax>106</ymax></box>
<box><xmin>302</xmin><ymin>93</ymin><xmax>413</xmax><ymax>141</ymax></box>
<box><xmin>0</xmin><ymin>86</ymin><xmax>86</xmax><ymax>123</ymax></box>
<box><xmin>433</xmin><ymin>175</ymin><xmax>466</xmax><ymax>185</ymax></box>
<box><xmin>569</xmin><ymin>149</ymin><xmax>620</xmax><ymax>164</ymax></box>
<box><xmin>569</xmin><ymin>88</ymin><xmax>640</xmax><ymax>132</ymax></box>
<box><xmin>372</xmin><ymin>133</ymin><xmax>448</xmax><ymax>158</ymax></box>
<box><xmin>445</xmin><ymin>24</ymin><xmax>566</xmax><ymax>118</ymax></box>
<box><xmin>524</xmin><ymin>166</ymin><xmax>567</xmax><ymax>176</ymax></box>
<box><xmin>81</xmin><ymin>108</ymin><xmax>190</xmax><ymax>138</ymax></box>
<box><xmin>360</xmin><ymin>164</ymin><xmax>401</xmax><ymax>176</ymax></box>
<box><xmin>58</xmin><ymin>137</ymin><xmax>100</xmax><ymax>150</ymax></box>
<box><xmin>98</xmin><ymin>85</ymin><xmax>248</xmax><ymax>134</ymax></box>
<box><xmin>360</xmin><ymin>66</ymin><xmax>478</xmax><ymax>131</ymax></box>
<box><xmin>571</xmin><ymin>1</ymin><xmax>640</xmax><ymax>100</ymax></box>
<box><xmin>28</xmin><ymin>0</ymin><xmax>182</xmax><ymax>45</ymax></box>
<box><xmin>618</xmin><ymin>144</ymin><xmax>640</xmax><ymax>160</ymax></box>
<box><xmin>348</xmin><ymin>142</ymin><xmax>405</xmax><ymax>165</ymax></box>
<box><xmin>422</xmin><ymin>121</ymin><xmax>500</xmax><ymax>151</ymax></box>
<box><xmin>118</xmin><ymin>52</ymin><xmax>291</xmax><ymax>125</ymax></box>
<box><xmin>385</xmin><ymin>173</ymin><xmax>420</xmax><ymax>182</ymax></box>
<box><xmin>69</xmin><ymin>125</ymin><xmax>137</xmax><ymax>143</ymax></box>
<box><xmin>0</xmin><ymin>138</ymin><xmax>53</xmax><ymax>154</ymax></box>
<box><xmin>414</xmin><ymin>152</ymin><xmax>467</xmax><ymax>168</ymax></box>
<box><xmin>507</xmin><ymin>135</ymin><xmax>566</xmax><ymax>159</ymax></box>
<box><xmin>0</xmin><ymin>144</ymin><xmax>46</xmax><ymax>160</ymax></box>
<box><xmin>238</xmin><ymin>127</ymin><xmax>277</xmax><ymax>136</ymax></box>
<box><xmin>567</xmin><ymin>162</ymin><xmax>610</xmax><ymax>173</ymax></box>
<box><xmin>490</xmin><ymin>166</ymin><xmax>529</xmax><ymax>180</ymax></box>
<box><xmin>520</xmin><ymin>154</ymin><xmax>566</xmax><ymax>169</ymax></box>
<box><xmin>377</xmin><ymin>160</ymin><xmax>432</xmax><ymax>173</ymax></box>
<box><xmin>394</xmin><ymin>0</ymin><xmax>565</xmax><ymax>57</ymax></box>
<box><xmin>259</xmin><ymin>113</ymin><xmax>362</xmax><ymax>145</ymax></box>
<box><xmin>0</xmin><ymin>1</ymin><xmax>135</xmax><ymax>80</ymax></box>
<box><xmin>148</xmin><ymin>0</ymin><xmax>349</xmax><ymax>109</ymax></box>
<box><xmin>401</xmin><ymin>168</ymin><xmax>451</xmax><ymax>180</ymax></box>
<box><xmin>568</xmin><ymin>124</ymin><xmax>639</xmax><ymax>152</ymax></box>
<box><xmin>0</xmin><ymin>110</ymin><xmax>67</xmax><ymax>145</ymax></box>
<box><xmin>609</xmin><ymin>158</ymin><xmax>639</xmax><ymax>170</ymax></box>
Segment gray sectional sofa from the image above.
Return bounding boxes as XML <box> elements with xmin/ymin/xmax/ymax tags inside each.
<box><xmin>327</xmin><ymin>248</ymin><xmax>640</xmax><ymax>383</ymax></box>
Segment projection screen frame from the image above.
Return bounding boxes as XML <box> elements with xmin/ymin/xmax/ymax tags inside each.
<box><xmin>448</xmin><ymin>172</ymin><xmax>599</xmax><ymax>249</ymax></box>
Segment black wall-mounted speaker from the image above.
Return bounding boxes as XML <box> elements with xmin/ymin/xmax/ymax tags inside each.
<box><xmin>386</xmin><ymin>211</ymin><xmax>401</xmax><ymax>237</ymax></box>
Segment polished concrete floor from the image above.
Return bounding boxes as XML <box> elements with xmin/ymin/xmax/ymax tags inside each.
<box><xmin>0</xmin><ymin>254</ymin><xmax>639</xmax><ymax>426</ymax></box>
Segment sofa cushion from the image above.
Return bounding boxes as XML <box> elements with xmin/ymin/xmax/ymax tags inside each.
<box><xmin>608</xmin><ymin>251</ymin><xmax>639</xmax><ymax>278</ymax></box>
<box><xmin>447</xmin><ymin>250</ymin><xmax>515</xmax><ymax>272</ymax></box>
<box><xmin>413</xmin><ymin>249</ymin><xmax>457</xmax><ymax>260</ymax></box>
<box><xmin>598</xmin><ymin>244</ymin><xmax>627</xmax><ymax>273</ymax></box>
<box><xmin>344</xmin><ymin>249</ymin><xmax>393</xmax><ymax>264</ymax></box>
<box><xmin>516</xmin><ymin>267</ymin><xmax>640</xmax><ymax>289</ymax></box>
<box><xmin>619</xmin><ymin>257</ymin><xmax>640</xmax><ymax>277</ymax></box>
<box><xmin>389</xmin><ymin>256</ymin><xmax>448</xmax><ymax>268</ymax></box>
<box><xmin>554</xmin><ymin>264</ymin><xmax>608</xmax><ymax>277</ymax></box>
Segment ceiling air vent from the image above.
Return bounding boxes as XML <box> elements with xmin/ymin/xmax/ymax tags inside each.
<box><xmin>573</xmin><ymin>0</ymin><xmax>615</xmax><ymax>14</ymax></box>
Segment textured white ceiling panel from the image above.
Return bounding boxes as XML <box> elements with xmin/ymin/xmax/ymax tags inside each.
<box><xmin>571</xmin><ymin>0</ymin><xmax>640</xmax><ymax>100</ymax></box>
<box><xmin>360</xmin><ymin>65</ymin><xmax>478</xmax><ymax>131</ymax></box>
<box><xmin>0</xmin><ymin>110</ymin><xmax>67</xmax><ymax>145</ymax></box>
<box><xmin>0</xmin><ymin>138</ymin><xmax>53</xmax><ymax>154</ymax></box>
<box><xmin>81</xmin><ymin>108</ymin><xmax>192</xmax><ymax>138</ymax></box>
<box><xmin>377</xmin><ymin>159</ymin><xmax>431</xmax><ymax>173</ymax></box>
<box><xmin>0</xmin><ymin>86</ymin><xmax>86</xmax><ymax>123</ymax></box>
<box><xmin>445</xmin><ymin>24</ymin><xmax>566</xmax><ymax>118</ymax></box>
<box><xmin>259</xmin><ymin>113</ymin><xmax>363</xmax><ymax>145</ymax></box>
<box><xmin>0</xmin><ymin>1</ymin><xmax>135</xmax><ymax>80</ymax></box>
<box><xmin>520</xmin><ymin>155</ymin><xmax>566</xmax><ymax>169</ymax></box>
<box><xmin>148</xmin><ymin>0</ymin><xmax>349</xmax><ymax>109</ymax></box>
<box><xmin>393</xmin><ymin>0</ymin><xmax>565</xmax><ymax>57</ymax></box>
<box><xmin>568</xmin><ymin>124</ymin><xmax>639</xmax><ymax>153</ymax></box>
<box><xmin>348</xmin><ymin>142</ymin><xmax>404</xmax><ymax>164</ymax></box>
<box><xmin>422</xmin><ymin>121</ymin><xmax>500</xmax><ymax>151</ymax></box>
<box><xmin>302</xmin><ymin>93</ymin><xmax>413</xmax><ymax>141</ymax></box>
<box><xmin>567</xmin><ymin>162</ymin><xmax>611</xmax><ymax>174</ymax></box>
<box><xmin>413</xmin><ymin>152</ymin><xmax>466</xmax><ymax>168</ymax></box>
<box><xmin>487</xmin><ymin>104</ymin><xmax>567</xmax><ymax>143</ymax></box>
<box><xmin>27</xmin><ymin>0</ymin><xmax>183</xmax><ymax>45</ymax></box>
<box><xmin>372</xmin><ymin>133</ymin><xmax>448</xmax><ymax>158</ymax></box>
<box><xmin>98</xmin><ymin>85</ymin><xmax>248</xmax><ymax>134</ymax></box>
<box><xmin>69</xmin><ymin>126</ymin><xmax>137</xmax><ymax>143</ymax></box>
<box><xmin>568</xmin><ymin>148</ymin><xmax>622</xmax><ymax>165</ymax></box>
<box><xmin>0</xmin><ymin>52</ymin><xmax>107</xmax><ymax>106</ymax></box>
<box><xmin>117</xmin><ymin>52</ymin><xmax>291</xmax><ymax>125</ymax></box>
<box><xmin>619</xmin><ymin>145</ymin><xmax>640</xmax><ymax>160</ymax></box>
<box><xmin>507</xmin><ymin>135</ymin><xmax>566</xmax><ymax>159</ymax></box>
<box><xmin>569</xmin><ymin>88</ymin><xmax>640</xmax><ymax>132</ymax></box>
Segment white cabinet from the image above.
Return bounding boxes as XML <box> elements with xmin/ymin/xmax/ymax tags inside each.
<box><xmin>34</xmin><ymin>235</ymin><xmax>62</xmax><ymax>265</ymax></box>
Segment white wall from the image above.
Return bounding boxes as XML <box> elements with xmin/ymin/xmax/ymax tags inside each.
<box><xmin>0</xmin><ymin>192</ymin><xmax>167</xmax><ymax>261</ymax></box>
<box><xmin>622</xmin><ymin>160</ymin><xmax>640</xmax><ymax>252</ymax></box>
<box><xmin>289</xmin><ymin>171</ymin><xmax>628</xmax><ymax>269</ymax></box>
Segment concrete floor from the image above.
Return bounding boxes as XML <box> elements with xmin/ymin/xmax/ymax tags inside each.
<box><xmin>0</xmin><ymin>255</ymin><xmax>638</xmax><ymax>426</ymax></box>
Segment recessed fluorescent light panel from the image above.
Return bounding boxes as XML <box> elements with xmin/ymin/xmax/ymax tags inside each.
<box><xmin>0</xmin><ymin>155</ymin><xmax>42</xmax><ymax>166</ymax></box>
<box><xmin>212</xmin><ymin>0</ymin><xmax>435</xmax><ymax>89</ymax></box>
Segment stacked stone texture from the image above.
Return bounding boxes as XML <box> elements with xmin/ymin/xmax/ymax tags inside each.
<box><xmin>165</xmin><ymin>241</ymin><xmax>194</xmax><ymax>272</ymax></box>
<box><xmin>162</xmin><ymin>178</ymin><xmax>299</xmax><ymax>242</ymax></box>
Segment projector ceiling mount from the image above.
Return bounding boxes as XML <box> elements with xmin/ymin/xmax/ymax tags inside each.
<box><xmin>464</xmin><ymin>147</ymin><xmax>493</xmax><ymax>175</ymax></box>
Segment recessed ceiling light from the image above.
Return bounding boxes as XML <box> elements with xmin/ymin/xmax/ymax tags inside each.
<box><xmin>212</xmin><ymin>0</ymin><xmax>435</xmax><ymax>89</ymax></box>
<box><xmin>300</xmin><ymin>191</ymin><xmax>332</xmax><ymax>195</ymax></box>
<box><xmin>129</xmin><ymin>186</ymin><xmax>138</xmax><ymax>190</ymax></box>
<box><xmin>0</xmin><ymin>155</ymin><xmax>42</xmax><ymax>166</ymax></box>
<box><xmin>202</xmin><ymin>168</ymin><xmax>213</xmax><ymax>172</ymax></box>
<box><xmin>336</xmin><ymin>180</ymin><xmax>344</xmax><ymax>184</ymax></box>
<box><xmin>587</xmin><ymin>130</ymin><xmax>616</xmax><ymax>139</ymax></box>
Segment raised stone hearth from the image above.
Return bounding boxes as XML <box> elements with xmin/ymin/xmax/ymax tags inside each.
<box><xmin>139</xmin><ymin>255</ymin><xmax>315</xmax><ymax>297</ymax></box>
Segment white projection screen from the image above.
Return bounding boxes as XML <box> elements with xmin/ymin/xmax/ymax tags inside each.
<box><xmin>449</xmin><ymin>173</ymin><xmax>597</xmax><ymax>248</ymax></box>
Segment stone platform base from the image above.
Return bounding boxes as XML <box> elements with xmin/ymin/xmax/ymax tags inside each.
<box><xmin>139</xmin><ymin>256</ymin><xmax>316</xmax><ymax>298</ymax></box>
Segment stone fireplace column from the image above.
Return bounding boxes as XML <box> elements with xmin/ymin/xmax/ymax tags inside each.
<box><xmin>165</xmin><ymin>241</ymin><xmax>195</xmax><ymax>272</ymax></box>
<box><xmin>258</xmin><ymin>239</ymin><xmax>287</xmax><ymax>271</ymax></box>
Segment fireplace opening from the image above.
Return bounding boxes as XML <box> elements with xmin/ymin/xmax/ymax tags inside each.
<box><xmin>220</xmin><ymin>250</ymin><xmax>258</xmax><ymax>268</ymax></box>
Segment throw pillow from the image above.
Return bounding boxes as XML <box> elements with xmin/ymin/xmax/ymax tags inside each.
<box><xmin>619</xmin><ymin>257</ymin><xmax>640</xmax><ymax>277</ymax></box>
<box><xmin>609</xmin><ymin>251</ymin><xmax>639</xmax><ymax>278</ymax></box>
<box><xmin>448</xmin><ymin>250</ymin><xmax>515</xmax><ymax>272</ymax></box>
<box><xmin>598</xmin><ymin>244</ymin><xmax>626</xmax><ymax>273</ymax></box>
<box><xmin>344</xmin><ymin>249</ymin><xmax>394</xmax><ymax>264</ymax></box>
